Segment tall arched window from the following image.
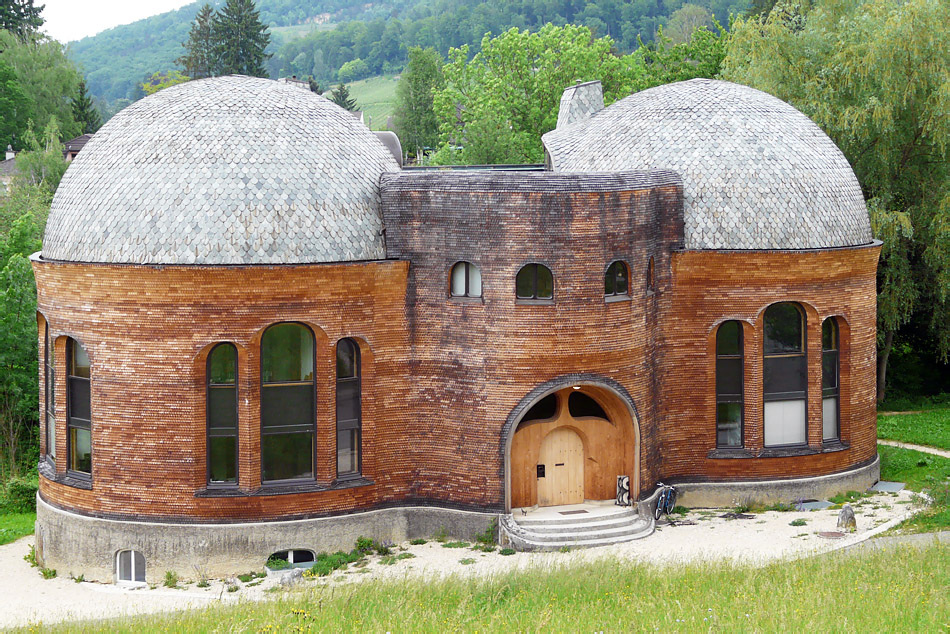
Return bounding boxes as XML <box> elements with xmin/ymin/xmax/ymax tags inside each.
<box><xmin>207</xmin><ymin>343</ymin><xmax>238</xmax><ymax>485</ymax></box>
<box><xmin>647</xmin><ymin>257</ymin><xmax>655</xmax><ymax>292</ymax></box>
<box><xmin>336</xmin><ymin>339</ymin><xmax>361</xmax><ymax>478</ymax></box>
<box><xmin>604</xmin><ymin>261</ymin><xmax>629</xmax><ymax>297</ymax></box>
<box><xmin>715</xmin><ymin>321</ymin><xmax>743</xmax><ymax>448</ymax></box>
<box><xmin>763</xmin><ymin>303</ymin><xmax>807</xmax><ymax>447</ymax></box>
<box><xmin>261</xmin><ymin>323</ymin><xmax>315</xmax><ymax>482</ymax></box>
<box><xmin>822</xmin><ymin>318</ymin><xmax>840</xmax><ymax>442</ymax></box>
<box><xmin>450</xmin><ymin>261</ymin><xmax>482</xmax><ymax>298</ymax></box>
<box><xmin>516</xmin><ymin>263</ymin><xmax>553</xmax><ymax>300</ymax></box>
<box><xmin>67</xmin><ymin>339</ymin><xmax>91</xmax><ymax>475</ymax></box>
<box><xmin>45</xmin><ymin>324</ymin><xmax>55</xmax><ymax>462</ymax></box>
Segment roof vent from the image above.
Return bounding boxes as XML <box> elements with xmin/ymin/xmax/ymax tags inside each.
<box><xmin>556</xmin><ymin>80</ymin><xmax>604</xmax><ymax>129</ymax></box>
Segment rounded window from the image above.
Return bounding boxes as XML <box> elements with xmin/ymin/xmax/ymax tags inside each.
<box><xmin>516</xmin><ymin>263</ymin><xmax>553</xmax><ymax>300</ymax></box>
<box><xmin>116</xmin><ymin>549</ymin><xmax>146</xmax><ymax>584</ymax></box>
<box><xmin>604</xmin><ymin>261</ymin><xmax>629</xmax><ymax>297</ymax></box>
<box><xmin>450</xmin><ymin>261</ymin><xmax>482</xmax><ymax>298</ymax></box>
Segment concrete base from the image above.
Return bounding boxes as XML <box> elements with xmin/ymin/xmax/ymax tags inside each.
<box><xmin>35</xmin><ymin>497</ymin><xmax>497</xmax><ymax>584</ymax></box>
<box><xmin>673</xmin><ymin>455</ymin><xmax>881</xmax><ymax>508</ymax></box>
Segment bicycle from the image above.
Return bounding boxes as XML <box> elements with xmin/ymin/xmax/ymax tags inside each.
<box><xmin>653</xmin><ymin>482</ymin><xmax>678</xmax><ymax>521</ymax></box>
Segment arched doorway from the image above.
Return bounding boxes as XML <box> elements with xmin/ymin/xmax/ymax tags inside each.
<box><xmin>508</xmin><ymin>384</ymin><xmax>639</xmax><ymax>510</ymax></box>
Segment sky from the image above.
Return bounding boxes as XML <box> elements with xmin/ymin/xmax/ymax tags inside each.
<box><xmin>40</xmin><ymin>0</ymin><xmax>194</xmax><ymax>43</ymax></box>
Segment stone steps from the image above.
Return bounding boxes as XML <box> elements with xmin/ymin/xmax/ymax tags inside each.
<box><xmin>501</xmin><ymin>506</ymin><xmax>653</xmax><ymax>551</ymax></box>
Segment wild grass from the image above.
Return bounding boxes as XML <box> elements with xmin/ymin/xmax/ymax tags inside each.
<box><xmin>878</xmin><ymin>404</ymin><xmax>950</xmax><ymax>450</ymax></box>
<box><xmin>44</xmin><ymin>543</ymin><xmax>949</xmax><ymax>632</ymax></box>
<box><xmin>346</xmin><ymin>75</ymin><xmax>399</xmax><ymax>130</ymax></box>
<box><xmin>879</xmin><ymin>444</ymin><xmax>950</xmax><ymax>533</ymax></box>
<box><xmin>0</xmin><ymin>511</ymin><xmax>34</xmax><ymax>546</ymax></box>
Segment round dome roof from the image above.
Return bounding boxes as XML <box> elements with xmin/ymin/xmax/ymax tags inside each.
<box><xmin>542</xmin><ymin>79</ymin><xmax>872</xmax><ymax>250</ymax></box>
<box><xmin>43</xmin><ymin>75</ymin><xmax>399</xmax><ymax>265</ymax></box>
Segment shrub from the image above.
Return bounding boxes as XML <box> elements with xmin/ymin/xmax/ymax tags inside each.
<box><xmin>409</xmin><ymin>538</ymin><xmax>427</xmax><ymax>545</ymax></box>
<box><xmin>266</xmin><ymin>555</ymin><xmax>292</xmax><ymax>570</ymax></box>
<box><xmin>355</xmin><ymin>536</ymin><xmax>375</xmax><ymax>555</ymax></box>
<box><xmin>499</xmin><ymin>548</ymin><xmax>516</xmax><ymax>556</ymax></box>
<box><xmin>1</xmin><ymin>475</ymin><xmax>38</xmax><ymax>513</ymax></box>
<box><xmin>163</xmin><ymin>571</ymin><xmax>179</xmax><ymax>588</ymax></box>
<box><xmin>196</xmin><ymin>579</ymin><xmax>210</xmax><ymax>588</ymax></box>
<box><xmin>789</xmin><ymin>518</ymin><xmax>808</xmax><ymax>527</ymax></box>
<box><xmin>304</xmin><ymin>550</ymin><xmax>365</xmax><ymax>578</ymax></box>
<box><xmin>237</xmin><ymin>571</ymin><xmax>264</xmax><ymax>583</ymax></box>
<box><xmin>475</xmin><ymin>518</ymin><xmax>497</xmax><ymax>545</ymax></box>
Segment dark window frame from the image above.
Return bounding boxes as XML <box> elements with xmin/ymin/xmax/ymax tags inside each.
<box><xmin>715</xmin><ymin>320</ymin><xmax>744</xmax><ymax>448</ymax></box>
<box><xmin>822</xmin><ymin>317</ymin><xmax>840</xmax><ymax>442</ymax></box>
<box><xmin>260</xmin><ymin>322</ymin><xmax>317</xmax><ymax>484</ymax></box>
<box><xmin>335</xmin><ymin>338</ymin><xmax>362</xmax><ymax>480</ymax></box>
<box><xmin>45</xmin><ymin>323</ymin><xmax>55</xmax><ymax>463</ymax></box>
<box><xmin>763</xmin><ymin>302</ymin><xmax>808</xmax><ymax>448</ymax></box>
<box><xmin>515</xmin><ymin>263</ymin><xmax>554</xmax><ymax>301</ymax></box>
<box><xmin>604</xmin><ymin>260</ymin><xmax>630</xmax><ymax>298</ymax></box>
<box><xmin>66</xmin><ymin>338</ymin><xmax>92</xmax><ymax>478</ymax></box>
<box><xmin>449</xmin><ymin>261</ymin><xmax>482</xmax><ymax>298</ymax></box>
<box><xmin>647</xmin><ymin>256</ymin><xmax>656</xmax><ymax>293</ymax></box>
<box><xmin>207</xmin><ymin>342</ymin><xmax>239</xmax><ymax>487</ymax></box>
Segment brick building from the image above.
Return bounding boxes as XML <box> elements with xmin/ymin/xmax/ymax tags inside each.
<box><xmin>33</xmin><ymin>76</ymin><xmax>879</xmax><ymax>582</ymax></box>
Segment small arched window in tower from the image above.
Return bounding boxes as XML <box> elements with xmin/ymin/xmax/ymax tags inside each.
<box><xmin>522</xmin><ymin>394</ymin><xmax>557</xmax><ymax>422</ymax></box>
<box><xmin>67</xmin><ymin>339</ymin><xmax>91</xmax><ymax>475</ymax></box>
<box><xmin>116</xmin><ymin>549</ymin><xmax>146</xmax><ymax>584</ymax></box>
<box><xmin>568</xmin><ymin>392</ymin><xmax>609</xmax><ymax>419</ymax></box>
<box><xmin>261</xmin><ymin>323</ymin><xmax>315</xmax><ymax>482</ymax></box>
<box><xmin>647</xmin><ymin>257</ymin><xmax>655</xmax><ymax>293</ymax></box>
<box><xmin>822</xmin><ymin>318</ymin><xmax>840</xmax><ymax>442</ymax></box>
<box><xmin>516</xmin><ymin>263</ymin><xmax>553</xmax><ymax>300</ymax></box>
<box><xmin>604</xmin><ymin>261</ymin><xmax>629</xmax><ymax>297</ymax></box>
<box><xmin>45</xmin><ymin>324</ymin><xmax>55</xmax><ymax>462</ymax></box>
<box><xmin>450</xmin><ymin>261</ymin><xmax>482</xmax><ymax>298</ymax></box>
<box><xmin>763</xmin><ymin>303</ymin><xmax>807</xmax><ymax>447</ymax></box>
<box><xmin>207</xmin><ymin>343</ymin><xmax>238</xmax><ymax>485</ymax></box>
<box><xmin>336</xmin><ymin>338</ymin><xmax>361</xmax><ymax>478</ymax></box>
<box><xmin>715</xmin><ymin>321</ymin><xmax>743</xmax><ymax>448</ymax></box>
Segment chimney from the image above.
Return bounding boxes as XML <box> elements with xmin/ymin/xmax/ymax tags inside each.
<box><xmin>5</xmin><ymin>145</ymin><xmax>13</xmax><ymax>161</ymax></box>
<box><xmin>556</xmin><ymin>80</ymin><xmax>604</xmax><ymax>129</ymax></box>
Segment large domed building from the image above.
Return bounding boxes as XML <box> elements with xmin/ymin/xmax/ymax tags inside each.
<box><xmin>34</xmin><ymin>76</ymin><xmax>880</xmax><ymax>583</ymax></box>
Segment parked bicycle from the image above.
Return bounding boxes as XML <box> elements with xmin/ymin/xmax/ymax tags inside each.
<box><xmin>653</xmin><ymin>482</ymin><xmax>678</xmax><ymax>521</ymax></box>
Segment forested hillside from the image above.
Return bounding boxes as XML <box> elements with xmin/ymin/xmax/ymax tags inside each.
<box><xmin>69</xmin><ymin>0</ymin><xmax>749</xmax><ymax>105</ymax></box>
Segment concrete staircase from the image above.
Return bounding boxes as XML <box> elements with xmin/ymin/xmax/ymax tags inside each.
<box><xmin>501</xmin><ymin>503</ymin><xmax>653</xmax><ymax>551</ymax></box>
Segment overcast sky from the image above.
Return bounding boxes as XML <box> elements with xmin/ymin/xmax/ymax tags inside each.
<box><xmin>40</xmin><ymin>0</ymin><xmax>194</xmax><ymax>43</ymax></box>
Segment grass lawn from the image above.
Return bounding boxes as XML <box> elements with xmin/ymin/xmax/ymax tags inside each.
<box><xmin>49</xmin><ymin>542</ymin><xmax>948</xmax><ymax>632</ymax></box>
<box><xmin>878</xmin><ymin>403</ymin><xmax>950</xmax><ymax>450</ymax></box>
<box><xmin>0</xmin><ymin>512</ymin><xmax>35</xmax><ymax>546</ymax></box>
<box><xmin>879</xmin><ymin>444</ymin><xmax>950</xmax><ymax>533</ymax></box>
<box><xmin>346</xmin><ymin>75</ymin><xmax>399</xmax><ymax>130</ymax></box>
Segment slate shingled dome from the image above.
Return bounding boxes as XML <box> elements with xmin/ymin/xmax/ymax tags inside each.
<box><xmin>542</xmin><ymin>79</ymin><xmax>873</xmax><ymax>250</ymax></box>
<box><xmin>43</xmin><ymin>75</ymin><xmax>399</xmax><ymax>265</ymax></box>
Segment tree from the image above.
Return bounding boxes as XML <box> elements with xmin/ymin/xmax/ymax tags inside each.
<box><xmin>70</xmin><ymin>79</ymin><xmax>101</xmax><ymax>134</ymax></box>
<box><xmin>177</xmin><ymin>3</ymin><xmax>216</xmax><ymax>80</ymax></box>
<box><xmin>723</xmin><ymin>0</ymin><xmax>950</xmax><ymax>401</ymax></box>
<box><xmin>14</xmin><ymin>117</ymin><xmax>67</xmax><ymax>192</ymax></box>
<box><xmin>329</xmin><ymin>83</ymin><xmax>358</xmax><ymax>111</ymax></box>
<box><xmin>666</xmin><ymin>4</ymin><xmax>714</xmax><ymax>44</ymax></box>
<box><xmin>393</xmin><ymin>47</ymin><xmax>444</xmax><ymax>154</ymax></box>
<box><xmin>212</xmin><ymin>0</ymin><xmax>271</xmax><ymax>77</ymax></box>
<box><xmin>0</xmin><ymin>59</ymin><xmax>30</xmax><ymax>149</ymax></box>
<box><xmin>140</xmin><ymin>70</ymin><xmax>190</xmax><ymax>96</ymax></box>
<box><xmin>308</xmin><ymin>77</ymin><xmax>322</xmax><ymax>95</ymax></box>
<box><xmin>337</xmin><ymin>58</ymin><xmax>369</xmax><ymax>83</ymax></box>
<box><xmin>0</xmin><ymin>0</ymin><xmax>44</xmax><ymax>38</ymax></box>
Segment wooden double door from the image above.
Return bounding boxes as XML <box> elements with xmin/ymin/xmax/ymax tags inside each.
<box><xmin>536</xmin><ymin>427</ymin><xmax>584</xmax><ymax>506</ymax></box>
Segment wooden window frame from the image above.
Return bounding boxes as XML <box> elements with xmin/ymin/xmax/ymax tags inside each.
<box><xmin>449</xmin><ymin>261</ymin><xmax>482</xmax><ymax>298</ymax></box>
<box><xmin>335</xmin><ymin>338</ymin><xmax>362</xmax><ymax>480</ymax></box>
<box><xmin>515</xmin><ymin>263</ymin><xmax>554</xmax><ymax>301</ymax></box>
<box><xmin>207</xmin><ymin>342</ymin><xmax>239</xmax><ymax>487</ymax></box>
<box><xmin>763</xmin><ymin>303</ymin><xmax>808</xmax><ymax>448</ymax></box>
<box><xmin>715</xmin><ymin>321</ymin><xmax>744</xmax><ymax>448</ymax></box>
<box><xmin>44</xmin><ymin>324</ymin><xmax>55</xmax><ymax>463</ymax></box>
<box><xmin>822</xmin><ymin>317</ymin><xmax>840</xmax><ymax>442</ymax></box>
<box><xmin>66</xmin><ymin>338</ymin><xmax>92</xmax><ymax>478</ymax></box>
<box><xmin>604</xmin><ymin>260</ymin><xmax>630</xmax><ymax>298</ymax></box>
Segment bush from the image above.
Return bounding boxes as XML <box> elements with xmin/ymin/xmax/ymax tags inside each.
<box><xmin>1</xmin><ymin>475</ymin><xmax>38</xmax><ymax>513</ymax></box>
<box><xmin>163</xmin><ymin>570</ymin><xmax>179</xmax><ymax>588</ymax></box>
<box><xmin>265</xmin><ymin>555</ymin><xmax>292</xmax><ymax>570</ymax></box>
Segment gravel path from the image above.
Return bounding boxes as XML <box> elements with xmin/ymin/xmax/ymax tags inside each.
<box><xmin>0</xmin><ymin>488</ymin><xmax>926</xmax><ymax>629</ymax></box>
<box><xmin>877</xmin><ymin>439</ymin><xmax>950</xmax><ymax>459</ymax></box>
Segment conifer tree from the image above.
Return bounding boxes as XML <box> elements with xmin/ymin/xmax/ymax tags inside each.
<box><xmin>177</xmin><ymin>3</ymin><xmax>215</xmax><ymax>80</ymax></box>
<box><xmin>329</xmin><ymin>83</ymin><xmax>357</xmax><ymax>111</ymax></box>
<box><xmin>70</xmin><ymin>79</ymin><xmax>101</xmax><ymax>134</ymax></box>
<box><xmin>0</xmin><ymin>0</ymin><xmax>44</xmax><ymax>37</ymax></box>
<box><xmin>212</xmin><ymin>0</ymin><xmax>271</xmax><ymax>77</ymax></box>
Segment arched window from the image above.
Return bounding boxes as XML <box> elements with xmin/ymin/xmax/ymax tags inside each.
<box><xmin>261</xmin><ymin>323</ymin><xmax>315</xmax><ymax>482</ymax></box>
<box><xmin>763</xmin><ymin>303</ymin><xmax>807</xmax><ymax>447</ymax></box>
<box><xmin>45</xmin><ymin>324</ymin><xmax>55</xmax><ymax>462</ymax></box>
<box><xmin>207</xmin><ymin>343</ymin><xmax>238</xmax><ymax>485</ymax></box>
<box><xmin>822</xmin><ymin>318</ymin><xmax>840</xmax><ymax>441</ymax></box>
<box><xmin>647</xmin><ymin>257</ymin><xmax>655</xmax><ymax>292</ymax></box>
<box><xmin>516</xmin><ymin>263</ymin><xmax>553</xmax><ymax>300</ymax></box>
<box><xmin>336</xmin><ymin>338</ymin><xmax>361</xmax><ymax>478</ymax></box>
<box><xmin>522</xmin><ymin>394</ymin><xmax>557</xmax><ymax>422</ymax></box>
<box><xmin>116</xmin><ymin>550</ymin><xmax>146</xmax><ymax>584</ymax></box>
<box><xmin>604</xmin><ymin>261</ymin><xmax>629</xmax><ymax>297</ymax></box>
<box><xmin>715</xmin><ymin>321</ymin><xmax>743</xmax><ymax>448</ymax></box>
<box><xmin>568</xmin><ymin>392</ymin><xmax>609</xmax><ymax>419</ymax></box>
<box><xmin>450</xmin><ymin>261</ymin><xmax>482</xmax><ymax>298</ymax></box>
<box><xmin>67</xmin><ymin>339</ymin><xmax>91</xmax><ymax>475</ymax></box>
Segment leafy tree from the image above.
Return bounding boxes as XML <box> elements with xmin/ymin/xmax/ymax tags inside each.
<box><xmin>723</xmin><ymin>0</ymin><xmax>950</xmax><ymax>401</ymax></box>
<box><xmin>70</xmin><ymin>79</ymin><xmax>101</xmax><ymax>134</ymax></box>
<box><xmin>140</xmin><ymin>70</ymin><xmax>190</xmax><ymax>96</ymax></box>
<box><xmin>308</xmin><ymin>76</ymin><xmax>322</xmax><ymax>94</ymax></box>
<box><xmin>666</xmin><ymin>4</ymin><xmax>715</xmax><ymax>44</ymax></box>
<box><xmin>337</xmin><ymin>58</ymin><xmax>369</xmax><ymax>83</ymax></box>
<box><xmin>0</xmin><ymin>0</ymin><xmax>44</xmax><ymax>37</ymax></box>
<box><xmin>329</xmin><ymin>82</ymin><xmax>358</xmax><ymax>111</ymax></box>
<box><xmin>14</xmin><ymin>117</ymin><xmax>67</xmax><ymax>192</ymax></box>
<box><xmin>0</xmin><ymin>59</ymin><xmax>30</xmax><ymax>149</ymax></box>
<box><xmin>393</xmin><ymin>47</ymin><xmax>444</xmax><ymax>153</ymax></box>
<box><xmin>212</xmin><ymin>0</ymin><xmax>271</xmax><ymax>77</ymax></box>
<box><xmin>177</xmin><ymin>3</ymin><xmax>216</xmax><ymax>80</ymax></box>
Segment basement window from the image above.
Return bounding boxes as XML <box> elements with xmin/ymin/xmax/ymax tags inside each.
<box><xmin>116</xmin><ymin>549</ymin><xmax>146</xmax><ymax>585</ymax></box>
<box><xmin>268</xmin><ymin>549</ymin><xmax>315</xmax><ymax>569</ymax></box>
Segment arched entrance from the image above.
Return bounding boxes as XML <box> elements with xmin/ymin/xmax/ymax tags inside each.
<box><xmin>507</xmin><ymin>383</ymin><xmax>639</xmax><ymax>510</ymax></box>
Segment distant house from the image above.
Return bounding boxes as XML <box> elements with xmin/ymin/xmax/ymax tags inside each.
<box><xmin>63</xmin><ymin>135</ymin><xmax>93</xmax><ymax>162</ymax></box>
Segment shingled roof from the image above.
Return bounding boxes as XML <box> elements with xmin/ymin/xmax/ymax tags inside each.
<box><xmin>543</xmin><ymin>79</ymin><xmax>872</xmax><ymax>250</ymax></box>
<box><xmin>43</xmin><ymin>75</ymin><xmax>399</xmax><ymax>265</ymax></box>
